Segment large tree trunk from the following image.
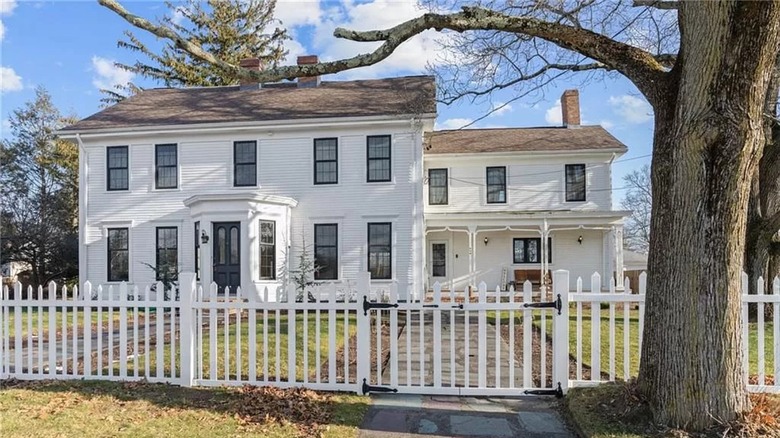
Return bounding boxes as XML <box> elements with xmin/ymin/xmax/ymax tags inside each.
<box><xmin>638</xmin><ymin>2</ymin><xmax>780</xmax><ymax>429</ymax></box>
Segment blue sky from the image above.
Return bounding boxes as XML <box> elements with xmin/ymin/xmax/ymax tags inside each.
<box><xmin>0</xmin><ymin>0</ymin><xmax>654</xmax><ymax>205</ymax></box>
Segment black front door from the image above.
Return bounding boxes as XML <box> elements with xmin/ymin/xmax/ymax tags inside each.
<box><xmin>213</xmin><ymin>222</ymin><xmax>240</xmax><ymax>293</ymax></box>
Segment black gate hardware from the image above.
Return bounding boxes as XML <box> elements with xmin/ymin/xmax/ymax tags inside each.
<box><xmin>363</xmin><ymin>296</ymin><xmax>399</xmax><ymax>315</ymax></box>
<box><xmin>523</xmin><ymin>382</ymin><xmax>563</xmax><ymax>398</ymax></box>
<box><xmin>423</xmin><ymin>304</ymin><xmax>439</xmax><ymax>308</ymax></box>
<box><xmin>362</xmin><ymin>378</ymin><xmax>398</xmax><ymax>395</ymax></box>
<box><xmin>451</xmin><ymin>304</ymin><xmax>464</xmax><ymax>309</ymax></box>
<box><xmin>523</xmin><ymin>294</ymin><xmax>562</xmax><ymax>315</ymax></box>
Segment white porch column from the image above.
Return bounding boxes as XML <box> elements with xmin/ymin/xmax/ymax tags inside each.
<box><xmin>613</xmin><ymin>225</ymin><xmax>625</xmax><ymax>291</ymax></box>
<box><xmin>541</xmin><ymin>219</ymin><xmax>549</xmax><ymax>287</ymax></box>
<box><xmin>467</xmin><ymin>225</ymin><xmax>477</xmax><ymax>292</ymax></box>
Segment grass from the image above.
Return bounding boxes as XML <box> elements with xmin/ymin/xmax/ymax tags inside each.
<box><xmin>0</xmin><ymin>379</ymin><xmax>370</xmax><ymax>438</ymax></box>
<box><xmin>490</xmin><ymin>305</ymin><xmax>776</xmax><ymax>378</ymax></box>
<box><xmin>2</xmin><ymin>307</ymin><xmax>131</xmax><ymax>340</ymax></box>
<box><xmin>115</xmin><ymin>311</ymin><xmax>358</xmax><ymax>383</ymax></box>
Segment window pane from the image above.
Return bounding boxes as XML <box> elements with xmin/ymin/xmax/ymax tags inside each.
<box><xmin>315</xmin><ymin>140</ymin><xmax>337</xmax><ymax>160</ymax></box>
<box><xmin>108</xmin><ymin>228</ymin><xmax>129</xmax><ymax>282</ymax></box>
<box><xmin>368</xmin><ymin>160</ymin><xmax>390</xmax><ymax>181</ymax></box>
<box><xmin>108</xmin><ymin>147</ymin><xmax>128</xmax><ymax>168</ymax></box>
<box><xmin>157</xmin><ymin>167</ymin><xmax>177</xmax><ymax>188</ymax></box>
<box><xmin>235</xmin><ymin>163</ymin><xmax>256</xmax><ymax>186</ymax></box>
<box><xmin>487</xmin><ymin>167</ymin><xmax>506</xmax><ymax>203</ymax></box>
<box><xmin>367</xmin><ymin>136</ymin><xmax>390</xmax><ymax>158</ymax></box>
<box><xmin>566</xmin><ymin>164</ymin><xmax>586</xmax><ymax>202</ymax></box>
<box><xmin>432</xmin><ymin>243</ymin><xmax>446</xmax><ymax>277</ymax></box>
<box><xmin>514</xmin><ymin>239</ymin><xmax>525</xmax><ymax>263</ymax></box>
<box><xmin>230</xmin><ymin>226</ymin><xmax>239</xmax><ymax>265</ymax></box>
<box><xmin>156</xmin><ymin>145</ymin><xmax>176</xmax><ymax>166</ymax></box>
<box><xmin>315</xmin><ymin>224</ymin><xmax>337</xmax><ymax>246</ymax></box>
<box><xmin>527</xmin><ymin>239</ymin><xmax>539</xmax><ymax>263</ymax></box>
<box><xmin>217</xmin><ymin>227</ymin><xmax>226</xmax><ymax>265</ymax></box>
<box><xmin>235</xmin><ymin>142</ymin><xmax>256</xmax><ymax>164</ymax></box>
<box><xmin>315</xmin><ymin>247</ymin><xmax>337</xmax><ymax>280</ymax></box>
<box><xmin>368</xmin><ymin>223</ymin><xmax>391</xmax><ymax>279</ymax></box>
<box><xmin>429</xmin><ymin>169</ymin><xmax>448</xmax><ymax>205</ymax></box>
<box><xmin>315</xmin><ymin>162</ymin><xmax>338</xmax><ymax>183</ymax></box>
<box><xmin>260</xmin><ymin>221</ymin><xmax>275</xmax><ymax>244</ymax></box>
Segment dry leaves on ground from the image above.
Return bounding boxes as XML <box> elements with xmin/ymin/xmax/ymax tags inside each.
<box><xmin>235</xmin><ymin>386</ymin><xmax>335</xmax><ymax>437</ymax></box>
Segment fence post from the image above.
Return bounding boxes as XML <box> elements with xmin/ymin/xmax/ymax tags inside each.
<box><xmin>356</xmin><ymin>271</ymin><xmax>371</xmax><ymax>394</ymax></box>
<box><xmin>553</xmin><ymin>270</ymin><xmax>570</xmax><ymax>395</ymax></box>
<box><xmin>179</xmin><ymin>272</ymin><xmax>197</xmax><ymax>387</ymax></box>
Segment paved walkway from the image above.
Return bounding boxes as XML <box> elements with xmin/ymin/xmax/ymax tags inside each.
<box><xmin>388</xmin><ymin>312</ymin><xmax>523</xmax><ymax>388</ymax></box>
<box><xmin>360</xmin><ymin>394</ymin><xmax>573</xmax><ymax>438</ymax></box>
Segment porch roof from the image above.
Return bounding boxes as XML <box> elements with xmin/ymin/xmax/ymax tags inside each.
<box><xmin>425</xmin><ymin>209</ymin><xmax>629</xmax><ymax>228</ymax></box>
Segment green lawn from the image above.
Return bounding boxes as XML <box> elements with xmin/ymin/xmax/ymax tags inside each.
<box><xmin>116</xmin><ymin>311</ymin><xmax>358</xmax><ymax>383</ymax></box>
<box><xmin>0</xmin><ymin>380</ymin><xmax>370</xmax><ymax>438</ymax></box>
<box><xmin>492</xmin><ymin>305</ymin><xmax>776</xmax><ymax>379</ymax></box>
<box><xmin>2</xmin><ymin>307</ymin><xmax>132</xmax><ymax>340</ymax></box>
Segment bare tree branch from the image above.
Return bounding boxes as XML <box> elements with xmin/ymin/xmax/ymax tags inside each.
<box><xmin>632</xmin><ymin>0</ymin><xmax>680</xmax><ymax>10</ymax></box>
<box><xmin>99</xmin><ymin>0</ymin><xmax>669</xmax><ymax>100</ymax></box>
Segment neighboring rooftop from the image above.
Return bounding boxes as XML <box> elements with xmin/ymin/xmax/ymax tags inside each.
<box><xmin>62</xmin><ymin>75</ymin><xmax>436</xmax><ymax>132</ymax></box>
<box><xmin>424</xmin><ymin>126</ymin><xmax>628</xmax><ymax>154</ymax></box>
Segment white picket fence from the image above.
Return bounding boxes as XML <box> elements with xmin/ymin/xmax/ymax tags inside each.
<box><xmin>0</xmin><ymin>270</ymin><xmax>777</xmax><ymax>395</ymax></box>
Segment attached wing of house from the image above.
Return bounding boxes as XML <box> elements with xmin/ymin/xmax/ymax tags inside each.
<box><xmin>422</xmin><ymin>90</ymin><xmax>630</xmax><ymax>292</ymax></box>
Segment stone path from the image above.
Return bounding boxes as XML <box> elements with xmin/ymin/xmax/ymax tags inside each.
<box><xmin>360</xmin><ymin>394</ymin><xmax>574</xmax><ymax>438</ymax></box>
<box><xmin>387</xmin><ymin>312</ymin><xmax>524</xmax><ymax>388</ymax></box>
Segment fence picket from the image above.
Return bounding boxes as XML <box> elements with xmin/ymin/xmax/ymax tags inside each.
<box><xmin>235</xmin><ymin>287</ymin><xmax>242</xmax><ymax>382</ymax></box>
<box><xmin>13</xmin><ymin>283</ymin><xmax>22</xmax><ymax>376</ymax></box>
<box><xmin>38</xmin><ymin>284</ymin><xmax>45</xmax><ymax>376</ymax></box>
<box><xmin>774</xmin><ymin>277</ymin><xmax>779</xmax><ymax>387</ymax></box>
<box><xmin>509</xmin><ymin>284</ymin><xmax>515</xmax><ymax>388</ymax></box>
<box><xmin>132</xmin><ymin>285</ymin><xmax>139</xmax><ymax>378</ymax></box>
<box><xmin>638</xmin><ymin>272</ymin><xmax>647</xmax><ymax>355</ymax></box>
<box><xmin>156</xmin><ymin>282</ymin><xmax>164</xmax><ymax>379</ymax></box>
<box><xmin>523</xmin><ymin>280</ymin><xmax>532</xmax><ymax>388</ymax></box>
<box><xmin>48</xmin><ymin>282</ymin><xmax>56</xmax><ymax>377</ymax></box>
<box><xmin>145</xmin><ymin>285</ymin><xmax>152</xmax><ymax>378</ymax></box>
<box><xmin>493</xmin><ymin>285</ymin><xmax>501</xmax><ymax>388</ymax></box>
<box><xmin>591</xmin><ymin>273</ymin><xmax>601</xmax><ymax>382</ymax></box>
<box><xmin>433</xmin><ymin>282</ymin><xmax>442</xmax><ymax>388</ymax></box>
<box><xmin>288</xmin><ymin>293</ymin><xmax>296</xmax><ymax>383</ymax></box>
<box><xmin>742</xmin><ymin>272</ymin><xmax>749</xmax><ymax>387</ymax></box>
<box><xmin>609</xmin><ymin>277</ymin><xmax>616</xmax><ymax>381</ymax></box>
<box><xmin>576</xmin><ymin>277</ymin><xmax>583</xmax><ymax>381</ymax></box>
<box><xmin>623</xmin><ymin>276</ymin><xmax>630</xmax><ymax>381</ymax></box>
<box><xmin>248</xmin><ymin>287</ymin><xmax>257</xmax><ymax>383</ymax></box>
<box><xmin>328</xmin><ymin>283</ymin><xmax>336</xmax><ymax>384</ymax></box>
<box><xmin>209</xmin><ymin>283</ymin><xmax>217</xmax><ymax>381</ymax></box>
<box><xmin>478</xmin><ymin>281</ymin><xmax>487</xmax><ymax>388</ymax></box>
<box><xmin>263</xmin><ymin>286</ymin><xmax>269</xmax><ymax>383</ymax></box>
<box><xmin>26</xmin><ymin>285</ymin><xmax>33</xmax><ymax>374</ymax></box>
<box><xmin>71</xmin><ymin>286</ymin><xmax>78</xmax><ymax>375</ymax></box>
<box><xmin>758</xmin><ymin>277</ymin><xmax>766</xmax><ymax>385</ymax></box>
<box><xmin>390</xmin><ymin>282</ymin><xmax>399</xmax><ymax>388</ymax></box>
<box><xmin>2</xmin><ymin>284</ymin><xmax>8</xmax><ymax>377</ymax></box>
<box><xmin>119</xmin><ymin>282</ymin><xmax>128</xmax><ymax>378</ymax></box>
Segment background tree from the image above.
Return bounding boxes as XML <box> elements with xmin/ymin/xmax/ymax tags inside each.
<box><xmin>101</xmin><ymin>0</ymin><xmax>780</xmax><ymax>429</ymax></box>
<box><xmin>621</xmin><ymin>165</ymin><xmax>651</xmax><ymax>254</ymax></box>
<box><xmin>101</xmin><ymin>0</ymin><xmax>289</xmax><ymax>104</ymax></box>
<box><xmin>0</xmin><ymin>87</ymin><xmax>79</xmax><ymax>286</ymax></box>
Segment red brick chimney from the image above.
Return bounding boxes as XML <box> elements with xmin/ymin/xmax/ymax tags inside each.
<box><xmin>561</xmin><ymin>89</ymin><xmax>581</xmax><ymax>126</ymax></box>
<box><xmin>297</xmin><ymin>55</ymin><xmax>320</xmax><ymax>88</ymax></box>
<box><xmin>239</xmin><ymin>58</ymin><xmax>262</xmax><ymax>90</ymax></box>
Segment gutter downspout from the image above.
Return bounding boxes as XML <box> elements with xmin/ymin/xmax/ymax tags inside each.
<box><xmin>76</xmin><ymin>134</ymin><xmax>88</xmax><ymax>290</ymax></box>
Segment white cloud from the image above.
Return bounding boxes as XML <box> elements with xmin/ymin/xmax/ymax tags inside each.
<box><xmin>0</xmin><ymin>0</ymin><xmax>17</xmax><ymax>15</ymax></box>
<box><xmin>283</xmin><ymin>38</ymin><xmax>308</xmax><ymax>65</ymax></box>
<box><xmin>435</xmin><ymin>118</ymin><xmax>473</xmax><ymax>130</ymax></box>
<box><xmin>608</xmin><ymin>95</ymin><xmax>652</xmax><ymax>124</ymax></box>
<box><xmin>545</xmin><ymin>100</ymin><xmax>562</xmax><ymax>125</ymax></box>
<box><xmin>490</xmin><ymin>102</ymin><xmax>512</xmax><ymax>117</ymax></box>
<box><xmin>170</xmin><ymin>5</ymin><xmax>188</xmax><ymax>26</ymax></box>
<box><xmin>0</xmin><ymin>20</ymin><xmax>4</xmax><ymax>42</ymax></box>
<box><xmin>275</xmin><ymin>0</ymin><xmax>321</xmax><ymax>28</ymax></box>
<box><xmin>600</xmin><ymin>120</ymin><xmax>615</xmax><ymax>129</ymax></box>
<box><xmin>91</xmin><ymin>56</ymin><xmax>135</xmax><ymax>91</ymax></box>
<box><xmin>0</xmin><ymin>66</ymin><xmax>22</xmax><ymax>92</ymax></box>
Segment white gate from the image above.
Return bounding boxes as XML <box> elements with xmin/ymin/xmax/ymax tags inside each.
<box><xmin>356</xmin><ymin>271</ymin><xmax>570</xmax><ymax>397</ymax></box>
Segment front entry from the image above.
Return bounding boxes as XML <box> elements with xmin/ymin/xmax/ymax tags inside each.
<box><xmin>213</xmin><ymin>222</ymin><xmax>240</xmax><ymax>293</ymax></box>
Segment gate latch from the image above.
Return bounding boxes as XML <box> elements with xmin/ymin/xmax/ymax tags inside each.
<box><xmin>363</xmin><ymin>296</ymin><xmax>399</xmax><ymax>315</ymax></box>
<box><xmin>522</xmin><ymin>294</ymin><xmax>562</xmax><ymax>315</ymax></box>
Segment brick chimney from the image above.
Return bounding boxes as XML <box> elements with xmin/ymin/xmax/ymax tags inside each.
<box><xmin>297</xmin><ymin>55</ymin><xmax>320</xmax><ymax>88</ymax></box>
<box><xmin>239</xmin><ymin>57</ymin><xmax>262</xmax><ymax>90</ymax></box>
<box><xmin>560</xmin><ymin>89</ymin><xmax>581</xmax><ymax>126</ymax></box>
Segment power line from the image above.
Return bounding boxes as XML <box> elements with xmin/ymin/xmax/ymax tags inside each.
<box><xmin>446</xmin><ymin>175</ymin><xmax>632</xmax><ymax>193</ymax></box>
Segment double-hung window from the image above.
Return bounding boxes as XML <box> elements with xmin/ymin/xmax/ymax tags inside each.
<box><xmin>486</xmin><ymin>166</ymin><xmax>506</xmax><ymax>204</ymax></box>
<box><xmin>314</xmin><ymin>138</ymin><xmax>338</xmax><ymax>184</ymax></box>
<box><xmin>428</xmin><ymin>168</ymin><xmax>448</xmax><ymax>205</ymax></box>
<box><xmin>367</xmin><ymin>135</ymin><xmax>391</xmax><ymax>182</ymax></box>
<box><xmin>155</xmin><ymin>144</ymin><xmax>178</xmax><ymax>189</ymax></box>
<box><xmin>512</xmin><ymin>238</ymin><xmax>553</xmax><ymax>264</ymax></box>
<box><xmin>367</xmin><ymin>223</ymin><xmax>392</xmax><ymax>280</ymax></box>
<box><xmin>234</xmin><ymin>141</ymin><xmax>257</xmax><ymax>187</ymax></box>
<box><xmin>314</xmin><ymin>224</ymin><xmax>338</xmax><ymax>280</ymax></box>
<box><xmin>107</xmin><ymin>228</ymin><xmax>129</xmax><ymax>282</ymax></box>
<box><xmin>156</xmin><ymin>227</ymin><xmax>178</xmax><ymax>281</ymax></box>
<box><xmin>565</xmin><ymin>164</ymin><xmax>586</xmax><ymax>202</ymax></box>
<box><xmin>259</xmin><ymin>220</ymin><xmax>276</xmax><ymax>280</ymax></box>
<box><xmin>107</xmin><ymin>146</ymin><xmax>129</xmax><ymax>191</ymax></box>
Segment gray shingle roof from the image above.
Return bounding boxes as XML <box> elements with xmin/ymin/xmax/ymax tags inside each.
<box><xmin>424</xmin><ymin>126</ymin><xmax>628</xmax><ymax>154</ymax></box>
<box><xmin>62</xmin><ymin>75</ymin><xmax>436</xmax><ymax>132</ymax></box>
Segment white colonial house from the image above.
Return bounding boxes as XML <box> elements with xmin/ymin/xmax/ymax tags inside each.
<box><xmin>59</xmin><ymin>56</ymin><xmax>628</xmax><ymax>300</ymax></box>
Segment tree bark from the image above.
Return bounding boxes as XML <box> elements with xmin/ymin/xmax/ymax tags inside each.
<box><xmin>639</xmin><ymin>2</ymin><xmax>780</xmax><ymax>428</ymax></box>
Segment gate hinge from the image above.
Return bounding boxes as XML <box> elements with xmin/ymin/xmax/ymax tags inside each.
<box><xmin>362</xmin><ymin>378</ymin><xmax>398</xmax><ymax>395</ymax></box>
<box><xmin>523</xmin><ymin>382</ymin><xmax>564</xmax><ymax>398</ymax></box>
<box><xmin>522</xmin><ymin>294</ymin><xmax>562</xmax><ymax>315</ymax></box>
<box><xmin>363</xmin><ymin>296</ymin><xmax>399</xmax><ymax>315</ymax></box>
